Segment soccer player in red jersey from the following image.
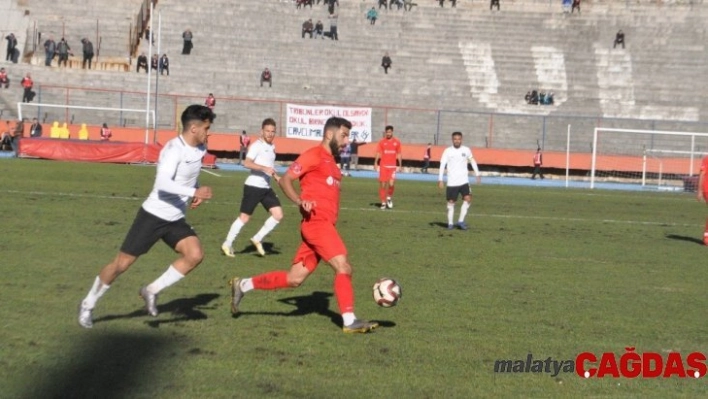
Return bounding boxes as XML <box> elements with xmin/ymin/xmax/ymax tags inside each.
<box><xmin>373</xmin><ymin>125</ymin><xmax>402</xmax><ymax>209</ymax></box>
<box><xmin>697</xmin><ymin>155</ymin><xmax>708</xmax><ymax>245</ymax></box>
<box><xmin>229</xmin><ymin>116</ymin><xmax>378</xmax><ymax>333</ymax></box>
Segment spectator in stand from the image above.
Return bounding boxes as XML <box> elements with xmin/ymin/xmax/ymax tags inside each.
<box><xmin>562</xmin><ymin>0</ymin><xmax>571</xmax><ymax>13</ymax></box>
<box><xmin>381</xmin><ymin>52</ymin><xmax>392</xmax><ymax>74</ymax></box>
<box><xmin>572</xmin><ymin>0</ymin><xmax>581</xmax><ymax>14</ymax></box>
<box><xmin>21</xmin><ymin>73</ymin><xmax>33</xmax><ymax>103</ymax></box>
<box><xmin>302</xmin><ymin>19</ymin><xmax>314</xmax><ymax>39</ymax></box>
<box><xmin>329</xmin><ymin>12</ymin><xmax>339</xmax><ymax>41</ymax></box>
<box><xmin>182</xmin><ymin>29</ymin><xmax>193</xmax><ymax>55</ymax></box>
<box><xmin>438</xmin><ymin>0</ymin><xmax>444</xmax><ymax>7</ymax></box>
<box><xmin>404</xmin><ymin>0</ymin><xmax>417</xmax><ymax>11</ymax></box>
<box><xmin>160</xmin><ymin>54</ymin><xmax>170</xmax><ymax>75</ymax></box>
<box><xmin>490</xmin><ymin>0</ymin><xmax>500</xmax><ymax>11</ymax></box>
<box><xmin>239</xmin><ymin>130</ymin><xmax>251</xmax><ymax>165</ymax></box>
<box><xmin>205</xmin><ymin>93</ymin><xmax>216</xmax><ymax>110</ymax></box>
<box><xmin>379</xmin><ymin>0</ymin><xmax>387</xmax><ymax>10</ymax></box>
<box><xmin>391</xmin><ymin>0</ymin><xmax>403</xmax><ymax>10</ymax></box>
<box><xmin>56</xmin><ymin>38</ymin><xmax>71</xmax><ymax>68</ymax></box>
<box><xmin>5</xmin><ymin>33</ymin><xmax>17</xmax><ymax>62</ymax></box>
<box><xmin>314</xmin><ymin>20</ymin><xmax>324</xmax><ymax>39</ymax></box>
<box><xmin>151</xmin><ymin>54</ymin><xmax>159</xmax><ymax>72</ymax></box>
<box><xmin>260</xmin><ymin>68</ymin><xmax>272</xmax><ymax>88</ymax></box>
<box><xmin>43</xmin><ymin>36</ymin><xmax>56</xmax><ymax>67</ymax></box>
<box><xmin>0</xmin><ymin>68</ymin><xmax>9</xmax><ymax>89</ymax></box>
<box><xmin>81</xmin><ymin>38</ymin><xmax>94</xmax><ymax>69</ymax></box>
<box><xmin>614</xmin><ymin>30</ymin><xmax>625</xmax><ymax>49</ymax></box>
<box><xmin>30</xmin><ymin>118</ymin><xmax>42</xmax><ymax>137</ymax></box>
<box><xmin>137</xmin><ymin>52</ymin><xmax>148</xmax><ymax>73</ymax></box>
<box><xmin>100</xmin><ymin>123</ymin><xmax>112</xmax><ymax>141</ymax></box>
<box><xmin>366</xmin><ymin>7</ymin><xmax>378</xmax><ymax>25</ymax></box>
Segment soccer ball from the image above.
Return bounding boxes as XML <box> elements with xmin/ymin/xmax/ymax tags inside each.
<box><xmin>373</xmin><ymin>278</ymin><xmax>402</xmax><ymax>307</ymax></box>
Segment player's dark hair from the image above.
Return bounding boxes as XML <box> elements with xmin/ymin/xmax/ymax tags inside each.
<box><xmin>181</xmin><ymin>105</ymin><xmax>216</xmax><ymax>129</ymax></box>
<box><xmin>262</xmin><ymin>118</ymin><xmax>276</xmax><ymax>128</ymax></box>
<box><xmin>385</xmin><ymin>125</ymin><xmax>394</xmax><ymax>131</ymax></box>
<box><xmin>451</xmin><ymin>131</ymin><xmax>463</xmax><ymax>138</ymax></box>
<box><xmin>324</xmin><ymin>116</ymin><xmax>352</xmax><ymax>132</ymax></box>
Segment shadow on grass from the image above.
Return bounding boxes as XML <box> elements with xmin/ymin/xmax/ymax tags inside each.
<box><xmin>24</xmin><ymin>332</ymin><xmax>174</xmax><ymax>398</ymax></box>
<box><xmin>240</xmin><ymin>241</ymin><xmax>280</xmax><ymax>256</ymax></box>
<box><xmin>94</xmin><ymin>293</ymin><xmax>219</xmax><ymax>328</ymax></box>
<box><xmin>665</xmin><ymin>234</ymin><xmax>705</xmax><ymax>245</ymax></box>
<box><xmin>234</xmin><ymin>290</ymin><xmax>396</xmax><ymax>330</ymax></box>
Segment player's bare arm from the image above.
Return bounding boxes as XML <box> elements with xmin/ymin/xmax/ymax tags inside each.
<box><xmin>373</xmin><ymin>152</ymin><xmax>380</xmax><ymax>172</ymax></box>
<box><xmin>278</xmin><ymin>172</ymin><xmax>315</xmax><ymax>213</ymax></box>
<box><xmin>698</xmin><ymin>172</ymin><xmax>706</xmax><ymax>202</ymax></box>
<box><xmin>243</xmin><ymin>157</ymin><xmax>277</xmax><ymax>178</ymax></box>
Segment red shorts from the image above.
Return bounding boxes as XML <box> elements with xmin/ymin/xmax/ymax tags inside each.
<box><xmin>292</xmin><ymin>220</ymin><xmax>347</xmax><ymax>272</ymax></box>
<box><xmin>378</xmin><ymin>167</ymin><xmax>397</xmax><ymax>182</ymax></box>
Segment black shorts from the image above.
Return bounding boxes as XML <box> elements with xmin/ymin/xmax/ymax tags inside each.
<box><xmin>446</xmin><ymin>184</ymin><xmax>471</xmax><ymax>201</ymax></box>
<box><xmin>120</xmin><ymin>207</ymin><xmax>197</xmax><ymax>256</ymax></box>
<box><xmin>239</xmin><ymin>185</ymin><xmax>281</xmax><ymax>215</ymax></box>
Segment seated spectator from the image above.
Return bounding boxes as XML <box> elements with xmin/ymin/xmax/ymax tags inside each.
<box><xmin>314</xmin><ymin>20</ymin><xmax>324</xmax><ymax>39</ymax></box>
<box><xmin>151</xmin><ymin>54</ymin><xmax>159</xmax><ymax>72</ymax></box>
<box><xmin>100</xmin><ymin>123</ymin><xmax>112</xmax><ymax>141</ymax></box>
<box><xmin>545</xmin><ymin>92</ymin><xmax>555</xmax><ymax>105</ymax></box>
<box><xmin>160</xmin><ymin>54</ymin><xmax>170</xmax><ymax>75</ymax></box>
<box><xmin>367</xmin><ymin>7</ymin><xmax>378</xmax><ymax>25</ymax></box>
<box><xmin>524</xmin><ymin>91</ymin><xmax>532</xmax><ymax>104</ymax></box>
<box><xmin>296</xmin><ymin>0</ymin><xmax>313</xmax><ymax>9</ymax></box>
<box><xmin>381</xmin><ymin>52</ymin><xmax>392</xmax><ymax>74</ymax></box>
<box><xmin>302</xmin><ymin>19</ymin><xmax>314</xmax><ymax>39</ymax></box>
<box><xmin>530</xmin><ymin>89</ymin><xmax>539</xmax><ymax>105</ymax></box>
<box><xmin>29</xmin><ymin>118</ymin><xmax>42</xmax><ymax>137</ymax></box>
<box><xmin>390</xmin><ymin>0</ymin><xmax>403</xmax><ymax>10</ymax></box>
<box><xmin>0</xmin><ymin>67</ymin><xmax>8</xmax><ymax>88</ymax></box>
<box><xmin>260</xmin><ymin>67</ymin><xmax>272</xmax><ymax>88</ymax></box>
<box><xmin>438</xmin><ymin>0</ymin><xmax>444</xmax><ymax>7</ymax></box>
<box><xmin>539</xmin><ymin>91</ymin><xmax>547</xmax><ymax>105</ymax></box>
<box><xmin>379</xmin><ymin>0</ymin><xmax>387</xmax><ymax>9</ymax></box>
<box><xmin>614</xmin><ymin>30</ymin><xmax>625</xmax><ymax>49</ymax></box>
<box><xmin>137</xmin><ymin>52</ymin><xmax>148</xmax><ymax>73</ymax></box>
<box><xmin>562</xmin><ymin>0</ymin><xmax>571</xmax><ymax>13</ymax></box>
<box><xmin>572</xmin><ymin>0</ymin><xmax>581</xmax><ymax>13</ymax></box>
<box><xmin>404</xmin><ymin>0</ymin><xmax>417</xmax><ymax>11</ymax></box>
<box><xmin>490</xmin><ymin>0</ymin><xmax>500</xmax><ymax>11</ymax></box>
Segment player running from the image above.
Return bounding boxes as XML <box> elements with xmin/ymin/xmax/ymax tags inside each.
<box><xmin>221</xmin><ymin>118</ymin><xmax>283</xmax><ymax>257</ymax></box>
<box><xmin>78</xmin><ymin>105</ymin><xmax>215</xmax><ymax>328</ymax></box>
<box><xmin>438</xmin><ymin>131</ymin><xmax>481</xmax><ymax>230</ymax></box>
<box><xmin>373</xmin><ymin>125</ymin><xmax>402</xmax><ymax>209</ymax></box>
<box><xmin>229</xmin><ymin>116</ymin><xmax>378</xmax><ymax>334</ymax></box>
<box><xmin>697</xmin><ymin>154</ymin><xmax>708</xmax><ymax>245</ymax></box>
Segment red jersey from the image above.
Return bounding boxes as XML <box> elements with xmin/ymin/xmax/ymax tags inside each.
<box><xmin>377</xmin><ymin>137</ymin><xmax>401</xmax><ymax>168</ymax></box>
<box><xmin>286</xmin><ymin>145</ymin><xmax>342</xmax><ymax>223</ymax></box>
<box><xmin>701</xmin><ymin>156</ymin><xmax>708</xmax><ymax>192</ymax></box>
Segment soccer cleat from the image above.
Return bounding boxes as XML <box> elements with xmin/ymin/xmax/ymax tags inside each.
<box><xmin>386</xmin><ymin>197</ymin><xmax>393</xmax><ymax>209</ymax></box>
<box><xmin>250</xmin><ymin>238</ymin><xmax>266</xmax><ymax>256</ymax></box>
<box><xmin>221</xmin><ymin>243</ymin><xmax>235</xmax><ymax>258</ymax></box>
<box><xmin>139</xmin><ymin>286</ymin><xmax>159</xmax><ymax>317</ymax></box>
<box><xmin>447</xmin><ymin>224</ymin><xmax>454</xmax><ymax>230</ymax></box>
<box><xmin>380</xmin><ymin>203</ymin><xmax>387</xmax><ymax>210</ymax></box>
<box><xmin>457</xmin><ymin>221</ymin><xmax>469</xmax><ymax>231</ymax></box>
<box><xmin>342</xmin><ymin>319</ymin><xmax>379</xmax><ymax>334</ymax></box>
<box><xmin>229</xmin><ymin>277</ymin><xmax>244</xmax><ymax>315</ymax></box>
<box><xmin>78</xmin><ymin>303</ymin><xmax>93</xmax><ymax>329</ymax></box>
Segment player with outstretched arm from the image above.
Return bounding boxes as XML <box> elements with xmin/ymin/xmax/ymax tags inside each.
<box><xmin>438</xmin><ymin>131</ymin><xmax>481</xmax><ymax>230</ymax></box>
<box><xmin>78</xmin><ymin>104</ymin><xmax>215</xmax><ymax>328</ymax></box>
<box><xmin>229</xmin><ymin>116</ymin><xmax>378</xmax><ymax>333</ymax></box>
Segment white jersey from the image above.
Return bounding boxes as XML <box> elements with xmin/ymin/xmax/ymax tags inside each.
<box><xmin>142</xmin><ymin>135</ymin><xmax>205</xmax><ymax>221</ymax></box>
<box><xmin>244</xmin><ymin>139</ymin><xmax>276</xmax><ymax>189</ymax></box>
<box><xmin>439</xmin><ymin>145</ymin><xmax>474</xmax><ymax>187</ymax></box>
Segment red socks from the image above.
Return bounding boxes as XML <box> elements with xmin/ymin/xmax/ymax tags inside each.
<box><xmin>252</xmin><ymin>271</ymin><xmax>289</xmax><ymax>290</ymax></box>
<box><xmin>379</xmin><ymin>187</ymin><xmax>386</xmax><ymax>203</ymax></box>
<box><xmin>334</xmin><ymin>273</ymin><xmax>354</xmax><ymax>314</ymax></box>
<box><xmin>388</xmin><ymin>185</ymin><xmax>395</xmax><ymax>197</ymax></box>
<box><xmin>704</xmin><ymin>219</ymin><xmax>708</xmax><ymax>245</ymax></box>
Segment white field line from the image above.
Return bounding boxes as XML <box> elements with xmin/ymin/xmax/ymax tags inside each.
<box><xmin>0</xmin><ymin>189</ymin><xmax>697</xmax><ymax>228</ymax></box>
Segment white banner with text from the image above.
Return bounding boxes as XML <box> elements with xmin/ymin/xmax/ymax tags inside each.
<box><xmin>286</xmin><ymin>104</ymin><xmax>373</xmax><ymax>143</ymax></box>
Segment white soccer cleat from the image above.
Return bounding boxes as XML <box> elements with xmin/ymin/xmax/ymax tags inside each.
<box><xmin>139</xmin><ymin>286</ymin><xmax>159</xmax><ymax>317</ymax></box>
<box><xmin>250</xmin><ymin>238</ymin><xmax>266</xmax><ymax>256</ymax></box>
<box><xmin>386</xmin><ymin>197</ymin><xmax>393</xmax><ymax>209</ymax></box>
<box><xmin>78</xmin><ymin>302</ymin><xmax>93</xmax><ymax>329</ymax></box>
<box><xmin>221</xmin><ymin>243</ymin><xmax>235</xmax><ymax>258</ymax></box>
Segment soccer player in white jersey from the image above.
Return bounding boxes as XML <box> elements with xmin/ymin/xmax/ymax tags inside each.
<box><xmin>77</xmin><ymin>105</ymin><xmax>215</xmax><ymax>328</ymax></box>
<box><xmin>438</xmin><ymin>131</ymin><xmax>481</xmax><ymax>230</ymax></box>
<box><xmin>221</xmin><ymin>118</ymin><xmax>283</xmax><ymax>257</ymax></box>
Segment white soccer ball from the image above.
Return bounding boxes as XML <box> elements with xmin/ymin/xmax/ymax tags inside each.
<box><xmin>373</xmin><ymin>278</ymin><xmax>402</xmax><ymax>308</ymax></box>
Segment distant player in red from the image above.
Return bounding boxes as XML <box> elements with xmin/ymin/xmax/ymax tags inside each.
<box><xmin>374</xmin><ymin>125</ymin><xmax>402</xmax><ymax>209</ymax></box>
<box><xmin>697</xmin><ymin>155</ymin><xmax>708</xmax><ymax>245</ymax></box>
<box><xmin>229</xmin><ymin>116</ymin><xmax>378</xmax><ymax>334</ymax></box>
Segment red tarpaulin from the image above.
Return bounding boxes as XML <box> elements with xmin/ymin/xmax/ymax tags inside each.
<box><xmin>17</xmin><ymin>138</ymin><xmax>217</xmax><ymax>168</ymax></box>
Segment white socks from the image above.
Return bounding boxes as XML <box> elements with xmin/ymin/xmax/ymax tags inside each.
<box><xmin>147</xmin><ymin>265</ymin><xmax>184</xmax><ymax>295</ymax></box>
<box><xmin>224</xmin><ymin>218</ymin><xmax>246</xmax><ymax>247</ymax></box>
<box><xmin>252</xmin><ymin>216</ymin><xmax>280</xmax><ymax>243</ymax></box>
<box><xmin>240</xmin><ymin>278</ymin><xmax>254</xmax><ymax>293</ymax></box>
<box><xmin>459</xmin><ymin>201</ymin><xmax>471</xmax><ymax>223</ymax></box>
<box><xmin>447</xmin><ymin>203</ymin><xmax>455</xmax><ymax>225</ymax></box>
<box><xmin>82</xmin><ymin>276</ymin><xmax>110</xmax><ymax>309</ymax></box>
<box><xmin>342</xmin><ymin>312</ymin><xmax>356</xmax><ymax>326</ymax></box>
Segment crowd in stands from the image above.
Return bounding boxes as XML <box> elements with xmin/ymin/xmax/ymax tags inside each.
<box><xmin>524</xmin><ymin>90</ymin><xmax>554</xmax><ymax>105</ymax></box>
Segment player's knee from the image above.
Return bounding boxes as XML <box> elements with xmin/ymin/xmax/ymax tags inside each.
<box><xmin>271</xmin><ymin>208</ymin><xmax>284</xmax><ymax>221</ymax></box>
<box><xmin>239</xmin><ymin>214</ymin><xmax>250</xmax><ymax>224</ymax></box>
<box><xmin>182</xmin><ymin>246</ymin><xmax>204</xmax><ymax>267</ymax></box>
<box><xmin>287</xmin><ymin>274</ymin><xmax>306</xmax><ymax>287</ymax></box>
